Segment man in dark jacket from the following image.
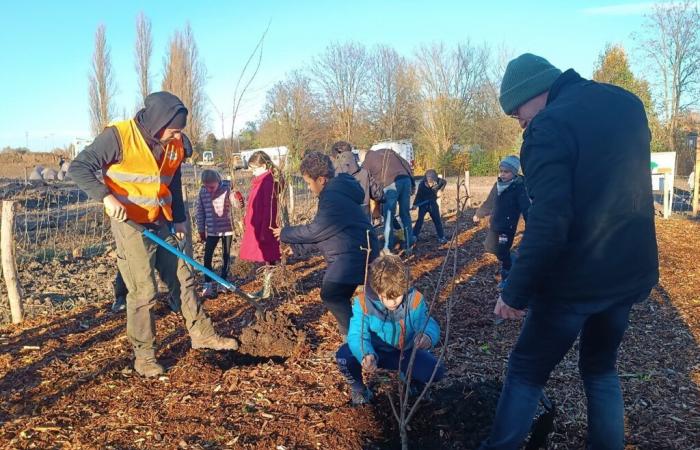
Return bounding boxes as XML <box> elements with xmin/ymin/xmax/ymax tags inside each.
<box><xmin>69</xmin><ymin>92</ymin><xmax>238</xmax><ymax>377</ymax></box>
<box><xmin>362</xmin><ymin>148</ymin><xmax>415</xmax><ymax>253</ymax></box>
<box><xmin>412</xmin><ymin>169</ymin><xmax>448</xmax><ymax>244</ymax></box>
<box><xmin>273</xmin><ymin>151</ymin><xmax>379</xmax><ymax>336</ymax></box>
<box><xmin>332</xmin><ymin>141</ymin><xmax>382</xmax><ymax>220</ymax></box>
<box><xmin>480</xmin><ymin>54</ymin><xmax>659</xmax><ymax>450</ymax></box>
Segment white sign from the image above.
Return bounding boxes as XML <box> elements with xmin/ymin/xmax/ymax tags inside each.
<box><xmin>650</xmin><ymin>151</ymin><xmax>676</xmax><ymax>218</ymax></box>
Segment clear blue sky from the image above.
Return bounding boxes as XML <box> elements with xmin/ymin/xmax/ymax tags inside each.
<box><xmin>0</xmin><ymin>0</ymin><xmax>661</xmax><ymax>150</ymax></box>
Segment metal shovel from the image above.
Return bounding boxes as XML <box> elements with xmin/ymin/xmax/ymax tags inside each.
<box><xmin>126</xmin><ymin>220</ymin><xmax>265</xmax><ymax>318</ymax></box>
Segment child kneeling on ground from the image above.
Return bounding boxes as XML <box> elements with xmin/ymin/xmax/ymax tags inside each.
<box><xmin>336</xmin><ymin>254</ymin><xmax>445</xmax><ymax>405</ymax></box>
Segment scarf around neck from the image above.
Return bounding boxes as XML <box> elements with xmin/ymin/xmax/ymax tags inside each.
<box><xmin>497</xmin><ymin>177</ymin><xmax>517</xmax><ymax>195</ymax></box>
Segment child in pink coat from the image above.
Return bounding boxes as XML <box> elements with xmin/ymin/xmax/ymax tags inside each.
<box><xmin>239</xmin><ymin>151</ymin><xmax>282</xmax><ymax>297</ymax></box>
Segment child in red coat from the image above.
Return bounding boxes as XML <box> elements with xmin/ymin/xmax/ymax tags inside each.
<box><xmin>238</xmin><ymin>151</ymin><xmax>282</xmax><ymax>298</ymax></box>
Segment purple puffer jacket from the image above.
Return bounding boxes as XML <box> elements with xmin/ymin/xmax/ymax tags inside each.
<box><xmin>195</xmin><ymin>181</ymin><xmax>235</xmax><ymax>236</ymax></box>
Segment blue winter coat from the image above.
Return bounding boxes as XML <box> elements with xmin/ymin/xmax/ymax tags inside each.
<box><xmin>280</xmin><ymin>173</ymin><xmax>379</xmax><ymax>284</ymax></box>
<box><xmin>347</xmin><ymin>287</ymin><xmax>440</xmax><ymax>363</ymax></box>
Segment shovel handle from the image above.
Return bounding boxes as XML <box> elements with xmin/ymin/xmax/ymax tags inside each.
<box><xmin>124</xmin><ymin>220</ymin><xmax>264</xmax><ymax>312</ymax></box>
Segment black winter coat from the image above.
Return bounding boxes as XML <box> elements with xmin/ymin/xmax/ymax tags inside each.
<box><xmin>280</xmin><ymin>174</ymin><xmax>379</xmax><ymax>284</ymax></box>
<box><xmin>412</xmin><ymin>177</ymin><xmax>447</xmax><ymax>208</ymax></box>
<box><xmin>502</xmin><ymin>69</ymin><xmax>659</xmax><ymax>310</ymax></box>
<box><xmin>475</xmin><ymin>177</ymin><xmax>530</xmax><ymax>235</ymax></box>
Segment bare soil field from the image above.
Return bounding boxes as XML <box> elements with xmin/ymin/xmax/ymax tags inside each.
<box><xmin>0</xmin><ymin>152</ymin><xmax>62</xmax><ymax>180</ymax></box>
<box><xmin>0</xmin><ymin>214</ymin><xmax>698</xmax><ymax>449</ymax></box>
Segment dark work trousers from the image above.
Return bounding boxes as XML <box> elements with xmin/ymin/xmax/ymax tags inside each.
<box><xmin>413</xmin><ymin>199</ymin><xmax>445</xmax><ymax>239</ymax></box>
<box><xmin>203</xmin><ymin>235</ymin><xmax>233</xmax><ymax>283</ymax></box>
<box><xmin>485</xmin><ymin>230</ymin><xmax>515</xmax><ymax>277</ymax></box>
<box><xmin>320</xmin><ymin>281</ymin><xmax>358</xmax><ymax>336</ymax></box>
<box><xmin>479</xmin><ymin>293</ymin><xmax>645</xmax><ymax>450</ymax></box>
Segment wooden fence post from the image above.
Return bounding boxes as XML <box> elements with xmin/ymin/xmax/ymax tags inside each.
<box><xmin>1</xmin><ymin>201</ymin><xmax>23</xmax><ymax>324</ymax></box>
<box><xmin>663</xmin><ymin>173</ymin><xmax>672</xmax><ymax>219</ymax></box>
<box><xmin>288</xmin><ymin>180</ymin><xmax>295</xmax><ymax>221</ymax></box>
<box><xmin>437</xmin><ymin>172</ymin><xmax>444</xmax><ymax>212</ymax></box>
<box><xmin>464</xmin><ymin>170</ymin><xmax>471</xmax><ymax>199</ymax></box>
<box><xmin>181</xmin><ymin>185</ymin><xmax>194</xmax><ymax>257</ymax></box>
<box><xmin>692</xmin><ymin>137</ymin><xmax>699</xmax><ymax>216</ymax></box>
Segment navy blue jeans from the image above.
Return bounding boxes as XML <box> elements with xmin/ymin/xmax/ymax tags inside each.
<box><xmin>413</xmin><ymin>199</ymin><xmax>445</xmax><ymax>240</ymax></box>
<box><xmin>336</xmin><ymin>343</ymin><xmax>445</xmax><ymax>391</ymax></box>
<box><xmin>383</xmin><ymin>177</ymin><xmax>413</xmax><ymax>250</ymax></box>
<box><xmin>480</xmin><ymin>295</ymin><xmax>642</xmax><ymax>450</ymax></box>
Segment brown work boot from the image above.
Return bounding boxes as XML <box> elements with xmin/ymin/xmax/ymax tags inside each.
<box><xmin>191</xmin><ymin>334</ymin><xmax>239</xmax><ymax>351</ymax></box>
<box><xmin>134</xmin><ymin>353</ymin><xmax>165</xmax><ymax>377</ymax></box>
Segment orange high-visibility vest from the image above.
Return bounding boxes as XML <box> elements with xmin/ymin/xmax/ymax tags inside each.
<box><xmin>104</xmin><ymin>119</ymin><xmax>184</xmax><ymax>224</ymax></box>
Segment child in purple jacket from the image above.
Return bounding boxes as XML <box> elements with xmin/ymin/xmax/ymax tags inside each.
<box><xmin>196</xmin><ymin>169</ymin><xmax>243</xmax><ymax>298</ymax></box>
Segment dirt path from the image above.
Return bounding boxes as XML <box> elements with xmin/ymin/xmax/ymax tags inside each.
<box><xmin>0</xmin><ymin>216</ymin><xmax>698</xmax><ymax>449</ymax></box>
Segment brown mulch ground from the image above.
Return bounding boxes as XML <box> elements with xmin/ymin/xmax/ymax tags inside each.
<box><xmin>1</xmin><ymin>214</ymin><xmax>699</xmax><ymax>449</ymax></box>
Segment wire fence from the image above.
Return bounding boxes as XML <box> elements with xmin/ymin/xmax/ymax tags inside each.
<box><xmin>0</xmin><ymin>180</ymin><xmax>111</xmax><ymax>263</ymax></box>
<box><xmin>4</xmin><ymin>169</ymin><xmax>692</xmax><ymax>267</ymax></box>
<box><xmin>0</xmin><ymin>165</ymin><xmax>320</xmax><ymax>267</ymax></box>
<box><xmin>2</xmin><ymin>168</ymin><xmax>693</xmax><ymax>324</ymax></box>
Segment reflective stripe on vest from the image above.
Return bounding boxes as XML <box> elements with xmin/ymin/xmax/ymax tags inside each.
<box><xmin>113</xmin><ymin>192</ymin><xmax>172</xmax><ymax>208</ymax></box>
<box><xmin>104</xmin><ymin>119</ymin><xmax>183</xmax><ymax>223</ymax></box>
<box><xmin>105</xmin><ymin>172</ymin><xmax>174</xmax><ymax>185</ymax></box>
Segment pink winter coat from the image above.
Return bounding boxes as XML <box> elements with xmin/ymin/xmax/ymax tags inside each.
<box><xmin>239</xmin><ymin>171</ymin><xmax>281</xmax><ymax>263</ymax></box>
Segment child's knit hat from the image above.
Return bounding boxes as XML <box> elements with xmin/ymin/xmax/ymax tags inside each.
<box><xmin>499</xmin><ymin>155</ymin><xmax>521</xmax><ymax>175</ymax></box>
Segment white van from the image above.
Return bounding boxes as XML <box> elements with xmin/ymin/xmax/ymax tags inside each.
<box><xmin>369</xmin><ymin>140</ymin><xmax>415</xmax><ymax>168</ymax></box>
<box><xmin>237</xmin><ymin>146</ymin><xmax>289</xmax><ymax>169</ymax></box>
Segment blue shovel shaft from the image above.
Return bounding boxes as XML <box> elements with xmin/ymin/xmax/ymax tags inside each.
<box><xmin>125</xmin><ymin>220</ymin><xmax>262</xmax><ymax>308</ymax></box>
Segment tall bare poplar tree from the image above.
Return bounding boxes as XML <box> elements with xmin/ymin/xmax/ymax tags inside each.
<box><xmin>88</xmin><ymin>24</ymin><xmax>116</xmax><ymax>137</ymax></box>
<box><xmin>134</xmin><ymin>12</ymin><xmax>153</xmax><ymax>103</ymax></box>
<box><xmin>162</xmin><ymin>23</ymin><xmax>208</xmax><ymax>146</ymax></box>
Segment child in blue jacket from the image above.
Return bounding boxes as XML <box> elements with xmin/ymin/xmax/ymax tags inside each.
<box><xmin>335</xmin><ymin>254</ymin><xmax>445</xmax><ymax>405</ymax></box>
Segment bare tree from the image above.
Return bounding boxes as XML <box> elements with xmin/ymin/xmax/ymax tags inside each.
<box><xmin>134</xmin><ymin>12</ymin><xmax>153</xmax><ymax>103</ymax></box>
<box><xmin>258</xmin><ymin>71</ymin><xmax>324</xmax><ymax>167</ymax></box>
<box><xmin>312</xmin><ymin>42</ymin><xmax>370</xmax><ymax>142</ymax></box>
<box><xmin>88</xmin><ymin>24</ymin><xmax>117</xmax><ymax>137</ymax></box>
<box><xmin>637</xmin><ymin>0</ymin><xmax>700</xmax><ymax>151</ymax></box>
<box><xmin>414</xmin><ymin>41</ymin><xmax>489</xmax><ymax>169</ymax></box>
<box><xmin>230</xmin><ymin>21</ymin><xmax>270</xmax><ymax>153</ymax></box>
<box><xmin>162</xmin><ymin>23</ymin><xmax>208</xmax><ymax>146</ymax></box>
<box><xmin>367</xmin><ymin>45</ymin><xmax>421</xmax><ymax>142</ymax></box>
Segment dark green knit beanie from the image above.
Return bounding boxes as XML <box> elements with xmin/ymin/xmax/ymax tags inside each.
<box><xmin>499</xmin><ymin>53</ymin><xmax>562</xmax><ymax>115</ymax></box>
